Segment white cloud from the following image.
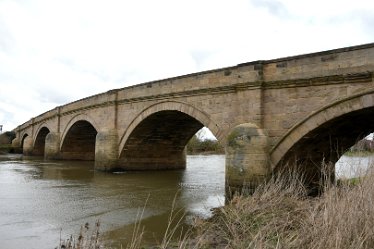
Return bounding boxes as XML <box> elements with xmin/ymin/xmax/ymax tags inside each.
<box><xmin>0</xmin><ymin>0</ymin><xmax>373</xmax><ymax>131</ymax></box>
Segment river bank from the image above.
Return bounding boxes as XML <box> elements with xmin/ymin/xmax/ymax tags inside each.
<box><xmin>0</xmin><ymin>132</ymin><xmax>15</xmax><ymax>154</ymax></box>
<box><xmin>344</xmin><ymin>150</ymin><xmax>374</xmax><ymax>157</ymax></box>
<box><xmin>2</xmin><ymin>151</ymin><xmax>373</xmax><ymax>248</ymax></box>
<box><xmin>187</xmin><ymin>167</ymin><xmax>374</xmax><ymax>249</ymax></box>
<box><xmin>57</xmin><ymin>157</ymin><xmax>374</xmax><ymax>249</ymax></box>
<box><xmin>59</xmin><ymin>164</ymin><xmax>374</xmax><ymax>249</ymax></box>
<box><xmin>0</xmin><ymin>144</ymin><xmax>12</xmax><ymax>154</ymax></box>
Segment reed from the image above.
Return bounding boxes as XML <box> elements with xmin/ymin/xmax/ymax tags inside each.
<box><xmin>190</xmin><ymin>163</ymin><xmax>374</xmax><ymax>249</ymax></box>
<box><xmin>56</xmin><ymin>221</ymin><xmax>101</xmax><ymax>249</ymax></box>
<box><xmin>57</xmin><ymin>162</ymin><xmax>374</xmax><ymax>249</ymax></box>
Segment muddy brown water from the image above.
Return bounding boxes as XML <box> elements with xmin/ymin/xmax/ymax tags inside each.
<box><xmin>0</xmin><ymin>153</ymin><xmax>372</xmax><ymax>248</ymax></box>
<box><xmin>0</xmin><ymin>154</ymin><xmax>225</xmax><ymax>249</ymax></box>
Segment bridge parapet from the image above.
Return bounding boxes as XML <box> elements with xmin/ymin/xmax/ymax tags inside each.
<box><xmin>117</xmin><ymin>63</ymin><xmax>262</xmax><ymax>100</ymax></box>
<box><xmin>264</xmin><ymin>43</ymin><xmax>374</xmax><ymax>82</ymax></box>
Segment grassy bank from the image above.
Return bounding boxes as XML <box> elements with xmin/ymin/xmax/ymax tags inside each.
<box><xmin>0</xmin><ymin>131</ymin><xmax>15</xmax><ymax>154</ymax></box>
<box><xmin>190</xmin><ymin>170</ymin><xmax>374</xmax><ymax>249</ymax></box>
<box><xmin>344</xmin><ymin>150</ymin><xmax>374</xmax><ymax>157</ymax></box>
<box><xmin>186</xmin><ymin>135</ymin><xmax>224</xmax><ymax>155</ymax></box>
<box><xmin>0</xmin><ymin>144</ymin><xmax>13</xmax><ymax>154</ymax></box>
<box><xmin>58</xmin><ymin>162</ymin><xmax>374</xmax><ymax>249</ymax></box>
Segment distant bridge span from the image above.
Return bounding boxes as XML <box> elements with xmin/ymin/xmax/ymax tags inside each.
<box><xmin>13</xmin><ymin>43</ymin><xmax>374</xmax><ymax>193</ymax></box>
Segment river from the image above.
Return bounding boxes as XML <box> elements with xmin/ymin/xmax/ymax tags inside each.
<box><xmin>0</xmin><ymin>154</ymin><xmax>373</xmax><ymax>249</ymax></box>
<box><xmin>0</xmin><ymin>154</ymin><xmax>225</xmax><ymax>249</ymax></box>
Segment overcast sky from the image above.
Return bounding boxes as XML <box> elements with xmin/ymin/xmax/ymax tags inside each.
<box><xmin>1</xmin><ymin>0</ymin><xmax>374</xmax><ymax>133</ymax></box>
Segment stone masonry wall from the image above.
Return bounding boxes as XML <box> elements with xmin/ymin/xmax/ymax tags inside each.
<box><xmin>12</xmin><ymin>43</ymin><xmax>374</xmax><ymax>169</ymax></box>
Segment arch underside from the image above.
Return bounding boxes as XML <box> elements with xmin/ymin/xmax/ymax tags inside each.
<box><xmin>21</xmin><ymin>134</ymin><xmax>28</xmax><ymax>152</ymax></box>
<box><xmin>119</xmin><ymin>110</ymin><xmax>204</xmax><ymax>170</ymax></box>
<box><xmin>60</xmin><ymin>121</ymin><xmax>97</xmax><ymax>160</ymax></box>
<box><xmin>33</xmin><ymin>127</ymin><xmax>50</xmax><ymax>156</ymax></box>
<box><xmin>279</xmin><ymin>106</ymin><xmax>374</xmax><ymax>190</ymax></box>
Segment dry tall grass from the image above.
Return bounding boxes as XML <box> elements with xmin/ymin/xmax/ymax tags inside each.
<box><xmin>57</xmin><ymin>162</ymin><xmax>374</xmax><ymax>249</ymax></box>
<box><xmin>56</xmin><ymin>221</ymin><xmax>101</xmax><ymax>249</ymax></box>
<box><xmin>189</xmin><ymin>163</ymin><xmax>374</xmax><ymax>249</ymax></box>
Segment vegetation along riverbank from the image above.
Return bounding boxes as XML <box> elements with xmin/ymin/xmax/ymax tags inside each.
<box><xmin>186</xmin><ymin>134</ymin><xmax>224</xmax><ymax>155</ymax></box>
<box><xmin>58</xmin><ymin>160</ymin><xmax>374</xmax><ymax>249</ymax></box>
<box><xmin>0</xmin><ymin>131</ymin><xmax>15</xmax><ymax>154</ymax></box>
<box><xmin>345</xmin><ymin>138</ymin><xmax>374</xmax><ymax>157</ymax></box>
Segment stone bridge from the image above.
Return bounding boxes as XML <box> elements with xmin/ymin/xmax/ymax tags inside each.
<box><xmin>12</xmin><ymin>43</ymin><xmax>374</xmax><ymax>193</ymax></box>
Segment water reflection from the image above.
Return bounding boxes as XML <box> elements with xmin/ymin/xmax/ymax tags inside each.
<box><xmin>336</xmin><ymin>155</ymin><xmax>374</xmax><ymax>179</ymax></box>
<box><xmin>1</xmin><ymin>153</ymin><xmax>370</xmax><ymax>249</ymax></box>
<box><xmin>0</xmin><ymin>154</ymin><xmax>225</xmax><ymax>249</ymax></box>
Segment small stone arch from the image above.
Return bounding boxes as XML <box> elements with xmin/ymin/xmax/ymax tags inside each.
<box><xmin>32</xmin><ymin>125</ymin><xmax>51</xmax><ymax>156</ymax></box>
<box><xmin>20</xmin><ymin>133</ymin><xmax>29</xmax><ymax>150</ymax></box>
<box><xmin>33</xmin><ymin>123</ymin><xmax>52</xmax><ymax>148</ymax></box>
<box><xmin>270</xmin><ymin>89</ymin><xmax>374</xmax><ymax>169</ymax></box>
<box><xmin>118</xmin><ymin>101</ymin><xmax>222</xmax><ymax>155</ymax></box>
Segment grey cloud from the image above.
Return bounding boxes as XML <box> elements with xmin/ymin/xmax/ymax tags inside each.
<box><xmin>0</xmin><ymin>19</ymin><xmax>14</xmax><ymax>53</ymax></box>
<box><xmin>0</xmin><ymin>108</ymin><xmax>17</xmax><ymax>131</ymax></box>
<box><xmin>53</xmin><ymin>57</ymin><xmax>114</xmax><ymax>83</ymax></box>
<box><xmin>190</xmin><ymin>50</ymin><xmax>213</xmax><ymax>61</ymax></box>
<box><xmin>32</xmin><ymin>81</ymin><xmax>72</xmax><ymax>106</ymax></box>
<box><xmin>250</xmin><ymin>0</ymin><xmax>289</xmax><ymax>18</ymax></box>
<box><xmin>39</xmin><ymin>91</ymin><xmax>70</xmax><ymax>105</ymax></box>
<box><xmin>327</xmin><ymin>9</ymin><xmax>374</xmax><ymax>40</ymax></box>
<box><xmin>190</xmin><ymin>49</ymin><xmax>217</xmax><ymax>69</ymax></box>
<box><xmin>359</xmin><ymin>11</ymin><xmax>374</xmax><ymax>35</ymax></box>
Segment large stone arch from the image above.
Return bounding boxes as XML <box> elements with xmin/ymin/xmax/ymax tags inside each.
<box><xmin>117</xmin><ymin>101</ymin><xmax>222</xmax><ymax>170</ymax></box>
<box><xmin>271</xmin><ymin>89</ymin><xmax>374</xmax><ymax>170</ymax></box>
<box><xmin>118</xmin><ymin>101</ymin><xmax>222</xmax><ymax>155</ymax></box>
<box><xmin>60</xmin><ymin>114</ymin><xmax>99</xmax><ymax>160</ymax></box>
<box><xmin>60</xmin><ymin>113</ymin><xmax>99</xmax><ymax>149</ymax></box>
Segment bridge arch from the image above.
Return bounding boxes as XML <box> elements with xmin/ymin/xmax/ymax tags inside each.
<box><xmin>118</xmin><ymin>101</ymin><xmax>222</xmax><ymax>170</ymax></box>
<box><xmin>271</xmin><ymin>89</ymin><xmax>374</xmax><ymax>172</ymax></box>
<box><xmin>20</xmin><ymin>133</ymin><xmax>29</xmax><ymax>152</ymax></box>
<box><xmin>60</xmin><ymin>113</ymin><xmax>99</xmax><ymax>149</ymax></box>
<box><xmin>60</xmin><ymin>114</ymin><xmax>99</xmax><ymax>160</ymax></box>
<box><xmin>33</xmin><ymin>124</ymin><xmax>51</xmax><ymax>156</ymax></box>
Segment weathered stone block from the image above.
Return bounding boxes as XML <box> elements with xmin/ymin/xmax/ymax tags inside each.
<box><xmin>23</xmin><ymin>136</ymin><xmax>33</xmax><ymax>156</ymax></box>
<box><xmin>45</xmin><ymin>132</ymin><xmax>61</xmax><ymax>159</ymax></box>
<box><xmin>95</xmin><ymin>130</ymin><xmax>119</xmax><ymax>171</ymax></box>
<box><xmin>226</xmin><ymin>123</ymin><xmax>270</xmax><ymax>195</ymax></box>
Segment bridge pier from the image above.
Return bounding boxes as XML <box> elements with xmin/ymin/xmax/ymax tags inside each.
<box><xmin>225</xmin><ymin>123</ymin><xmax>270</xmax><ymax>196</ymax></box>
<box><xmin>23</xmin><ymin>136</ymin><xmax>33</xmax><ymax>156</ymax></box>
<box><xmin>95</xmin><ymin>130</ymin><xmax>119</xmax><ymax>171</ymax></box>
<box><xmin>11</xmin><ymin>138</ymin><xmax>22</xmax><ymax>153</ymax></box>
<box><xmin>45</xmin><ymin>132</ymin><xmax>61</xmax><ymax>159</ymax></box>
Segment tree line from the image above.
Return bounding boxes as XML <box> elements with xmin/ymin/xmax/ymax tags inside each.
<box><xmin>186</xmin><ymin>134</ymin><xmax>224</xmax><ymax>154</ymax></box>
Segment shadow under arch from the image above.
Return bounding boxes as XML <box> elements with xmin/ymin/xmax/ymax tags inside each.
<box><xmin>270</xmin><ymin>89</ymin><xmax>374</xmax><ymax>191</ymax></box>
<box><xmin>118</xmin><ymin>101</ymin><xmax>222</xmax><ymax>170</ymax></box>
<box><xmin>60</xmin><ymin>114</ymin><xmax>98</xmax><ymax>161</ymax></box>
<box><xmin>33</xmin><ymin>125</ymin><xmax>50</xmax><ymax>156</ymax></box>
<box><xmin>21</xmin><ymin>133</ymin><xmax>29</xmax><ymax>152</ymax></box>
<box><xmin>60</xmin><ymin>113</ymin><xmax>99</xmax><ymax>150</ymax></box>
